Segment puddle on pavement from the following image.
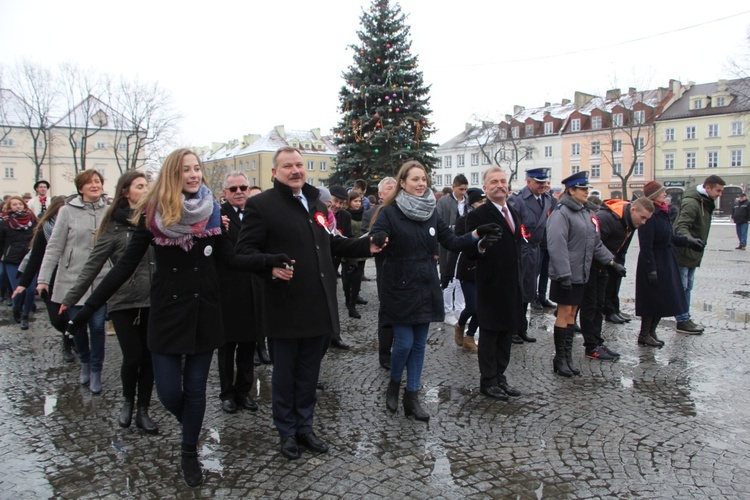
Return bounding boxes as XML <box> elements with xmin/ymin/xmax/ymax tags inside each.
<box><xmin>200</xmin><ymin>442</ymin><xmax>224</xmax><ymax>476</ymax></box>
<box><xmin>620</xmin><ymin>375</ymin><xmax>634</xmax><ymax>389</ymax></box>
<box><xmin>44</xmin><ymin>394</ymin><xmax>57</xmax><ymax>416</ymax></box>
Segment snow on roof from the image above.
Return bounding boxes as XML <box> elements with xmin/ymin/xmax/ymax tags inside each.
<box><xmin>52</xmin><ymin>95</ymin><xmax>133</xmax><ymax>131</ymax></box>
<box><xmin>0</xmin><ymin>88</ymin><xmax>30</xmax><ymax>127</ymax></box>
<box><xmin>203</xmin><ymin>127</ymin><xmax>337</xmax><ymax>162</ymax></box>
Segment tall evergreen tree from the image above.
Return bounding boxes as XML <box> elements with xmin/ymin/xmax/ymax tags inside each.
<box><xmin>331</xmin><ymin>0</ymin><xmax>437</xmax><ymax>187</ymax></box>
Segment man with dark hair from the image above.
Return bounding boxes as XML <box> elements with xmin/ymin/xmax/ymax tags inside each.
<box><xmin>731</xmin><ymin>192</ymin><xmax>749</xmax><ymax>250</ymax></box>
<box><xmin>29</xmin><ymin>180</ymin><xmax>50</xmax><ymax>217</ymax></box>
<box><xmin>436</xmin><ymin>174</ymin><xmax>469</xmax><ymax>326</ymax></box>
<box><xmin>673</xmin><ymin>174</ymin><xmax>725</xmax><ymax>334</ymax></box>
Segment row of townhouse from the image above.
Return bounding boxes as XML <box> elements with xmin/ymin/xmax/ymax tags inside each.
<box><xmin>435</xmin><ymin>78</ymin><xmax>750</xmax><ymax>215</ymax></box>
<box><xmin>0</xmin><ymin>90</ymin><xmax>147</xmax><ymax>198</ymax></box>
<box><xmin>197</xmin><ymin>125</ymin><xmax>336</xmax><ymax>196</ymax></box>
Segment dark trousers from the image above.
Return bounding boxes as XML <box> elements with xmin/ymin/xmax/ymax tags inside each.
<box><xmin>342</xmin><ymin>259</ymin><xmax>364</xmax><ymax>304</ymax></box>
<box><xmin>536</xmin><ymin>248</ymin><xmax>551</xmax><ymax>301</ymax></box>
<box><xmin>378</xmin><ymin>325</ymin><xmax>393</xmax><ymax>364</ymax></box>
<box><xmin>267</xmin><ymin>335</ymin><xmax>328</xmax><ymax>438</ymax></box>
<box><xmin>458</xmin><ymin>280</ymin><xmax>479</xmax><ymax>336</ymax></box>
<box><xmin>151</xmin><ymin>350</ymin><xmax>213</xmax><ymax>446</ymax></box>
<box><xmin>477</xmin><ymin>328</ymin><xmax>512</xmax><ymax>388</ymax></box>
<box><xmin>581</xmin><ymin>267</ymin><xmax>609</xmax><ymax>350</ymax></box>
<box><xmin>109</xmin><ymin>308</ymin><xmax>154</xmax><ymax>407</ymax></box>
<box><xmin>603</xmin><ymin>269</ymin><xmax>622</xmax><ymax>316</ymax></box>
<box><xmin>217</xmin><ymin>340</ymin><xmax>255</xmax><ymax>401</ymax></box>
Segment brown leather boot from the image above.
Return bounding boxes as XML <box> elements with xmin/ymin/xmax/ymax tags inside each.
<box><xmin>462</xmin><ymin>335</ymin><xmax>478</xmax><ymax>353</ymax></box>
<box><xmin>453</xmin><ymin>323</ymin><xmax>464</xmax><ymax>346</ymax></box>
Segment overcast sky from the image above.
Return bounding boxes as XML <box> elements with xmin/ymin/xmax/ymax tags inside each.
<box><xmin>1</xmin><ymin>0</ymin><xmax>749</xmax><ymax>147</ymax></box>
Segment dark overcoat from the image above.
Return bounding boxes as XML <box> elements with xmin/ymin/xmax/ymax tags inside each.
<box><xmin>635</xmin><ymin>207</ymin><xmax>689</xmax><ymax>317</ymax></box>
<box><xmin>218</xmin><ymin>201</ymin><xmax>256</xmax><ymax>343</ymax></box>
<box><xmin>507</xmin><ymin>186</ymin><xmax>553</xmax><ymax>302</ymax></box>
<box><xmin>371</xmin><ymin>203</ymin><xmax>474</xmax><ymax>327</ymax></box>
<box><xmin>466</xmin><ymin>202</ymin><xmax>524</xmax><ymax>332</ymax></box>
<box><xmin>236</xmin><ymin>180</ymin><xmax>371</xmax><ymax>339</ymax></box>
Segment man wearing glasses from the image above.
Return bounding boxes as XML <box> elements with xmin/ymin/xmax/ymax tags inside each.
<box><xmin>216</xmin><ymin>172</ymin><xmax>259</xmax><ymax>414</ymax></box>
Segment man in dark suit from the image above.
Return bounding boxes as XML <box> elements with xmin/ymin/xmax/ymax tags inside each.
<box><xmin>466</xmin><ymin>167</ymin><xmax>524</xmax><ymax>400</ymax></box>
<box><xmin>216</xmin><ymin>172</ymin><xmax>258</xmax><ymax>415</ymax></box>
<box><xmin>237</xmin><ymin>146</ymin><xmax>384</xmax><ymax>461</ymax></box>
<box><xmin>327</xmin><ymin>184</ymin><xmax>354</xmax><ymax>349</ymax></box>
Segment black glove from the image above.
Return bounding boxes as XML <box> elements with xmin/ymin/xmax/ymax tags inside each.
<box><xmin>687</xmin><ymin>236</ymin><xmax>705</xmax><ymax>251</ymax></box>
<box><xmin>611</xmin><ymin>262</ymin><xmax>627</xmax><ymax>277</ymax></box>
<box><xmin>559</xmin><ymin>277</ymin><xmax>572</xmax><ymax>291</ymax></box>
<box><xmin>479</xmin><ymin>232</ymin><xmax>502</xmax><ymax>250</ymax></box>
<box><xmin>264</xmin><ymin>253</ymin><xmax>292</xmax><ymax>268</ymax></box>
<box><xmin>476</xmin><ymin>223</ymin><xmax>502</xmax><ymax>238</ymax></box>
<box><xmin>66</xmin><ymin>304</ymin><xmax>96</xmax><ymax>338</ymax></box>
<box><xmin>370</xmin><ymin>231</ymin><xmax>388</xmax><ymax>248</ymax></box>
<box><xmin>647</xmin><ymin>270</ymin><xmax>658</xmax><ymax>286</ymax></box>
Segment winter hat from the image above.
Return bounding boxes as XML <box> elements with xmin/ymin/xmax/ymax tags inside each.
<box><xmin>466</xmin><ymin>188</ymin><xmax>485</xmax><ymax>206</ymax></box>
<box><xmin>644</xmin><ymin>181</ymin><xmax>665</xmax><ymax>200</ymax></box>
<box><xmin>329</xmin><ymin>185</ymin><xmax>348</xmax><ymax>200</ymax></box>
<box><xmin>318</xmin><ymin>187</ymin><xmax>332</xmax><ymax>204</ymax></box>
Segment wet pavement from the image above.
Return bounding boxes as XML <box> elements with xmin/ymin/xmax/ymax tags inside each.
<box><xmin>1</xmin><ymin>223</ymin><xmax>749</xmax><ymax>498</ymax></box>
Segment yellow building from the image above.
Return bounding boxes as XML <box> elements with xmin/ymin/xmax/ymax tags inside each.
<box><xmin>199</xmin><ymin>125</ymin><xmax>337</xmax><ymax>195</ymax></box>
<box><xmin>655</xmin><ymin>78</ymin><xmax>750</xmax><ymax>215</ymax></box>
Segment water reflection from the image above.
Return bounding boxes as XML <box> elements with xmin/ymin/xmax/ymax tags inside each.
<box><xmin>44</xmin><ymin>394</ymin><xmax>57</xmax><ymax>416</ymax></box>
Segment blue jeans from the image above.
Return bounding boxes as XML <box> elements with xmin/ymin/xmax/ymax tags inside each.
<box><xmin>68</xmin><ymin>304</ymin><xmax>107</xmax><ymax>372</ymax></box>
<box><xmin>151</xmin><ymin>351</ymin><xmax>213</xmax><ymax>446</ymax></box>
<box><xmin>675</xmin><ymin>266</ymin><xmax>696</xmax><ymax>322</ymax></box>
<box><xmin>390</xmin><ymin>323</ymin><xmax>429</xmax><ymax>392</ymax></box>
<box><xmin>737</xmin><ymin>223</ymin><xmax>748</xmax><ymax>247</ymax></box>
<box><xmin>3</xmin><ymin>263</ymin><xmax>36</xmax><ymax>317</ymax></box>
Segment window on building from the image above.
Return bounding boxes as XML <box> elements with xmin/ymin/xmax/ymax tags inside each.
<box><xmin>664</xmin><ymin>128</ymin><xmax>674</xmax><ymax>141</ymax></box>
<box><xmin>482</xmin><ymin>153</ymin><xmax>490</xmax><ymax>165</ymax></box>
<box><xmin>634</xmin><ymin>162</ymin><xmax>644</xmax><ymax>176</ymax></box>
<box><xmin>319</xmin><ymin>179</ymin><xmax>326</xmax><ymax>187</ymax></box>
<box><xmin>636</xmin><ymin>137</ymin><xmax>645</xmax><ymax>151</ymax></box>
<box><xmin>471</xmin><ymin>172</ymin><xmax>479</xmax><ymax>184</ymax></box>
<box><xmin>544</xmin><ymin>145</ymin><xmax>552</xmax><ymax>158</ymax></box>
<box><xmin>591</xmin><ymin>164</ymin><xmax>601</xmax><ymax>178</ymax></box>
<box><xmin>252</xmin><ymin>159</ymin><xmax>257</xmax><ymax>170</ymax></box>
<box><xmin>571</xmin><ymin>119</ymin><xmax>581</xmax><ymax>132</ymax></box>
<box><xmin>731</xmin><ymin>121</ymin><xmax>744</xmax><ymax>136</ymax></box>
<box><xmin>457</xmin><ymin>154</ymin><xmax>465</xmax><ymax>167</ymax></box>
<box><xmin>571</xmin><ymin>143</ymin><xmax>580</xmax><ymax>156</ymax></box>
<box><xmin>591</xmin><ymin>116</ymin><xmax>602</xmax><ymax>130</ymax></box>
<box><xmin>686</xmin><ymin>126</ymin><xmax>696</xmax><ymax>140</ymax></box>
<box><xmin>665</xmin><ymin>153</ymin><xmax>674</xmax><ymax>170</ymax></box>
<box><xmin>307</xmin><ymin>161</ymin><xmax>315</xmax><ymax>171</ymax></box>
<box><xmin>471</xmin><ymin>153</ymin><xmax>479</xmax><ymax>166</ymax></box>
<box><xmin>118</xmin><ymin>143</ymin><xmax>127</xmax><ymax>151</ymax></box>
<box><xmin>731</xmin><ymin>149</ymin><xmax>743</xmax><ymax>167</ymax></box>
<box><xmin>4</xmin><ymin>166</ymin><xmax>14</xmax><ymax>178</ymax></box>
<box><xmin>634</xmin><ymin>110</ymin><xmax>646</xmax><ymax>125</ymax></box>
<box><xmin>512</xmin><ymin>127</ymin><xmax>520</xmax><ymax>138</ymax></box>
<box><xmin>707</xmin><ymin>151</ymin><xmax>719</xmax><ymax>168</ymax></box>
<box><xmin>319</xmin><ymin>161</ymin><xmax>327</xmax><ymax>171</ymax></box>
<box><xmin>613</xmin><ymin>113</ymin><xmax>623</xmax><ymax>127</ymax></box>
<box><xmin>708</xmin><ymin>123</ymin><xmax>719</xmax><ymax>138</ymax></box>
<box><xmin>591</xmin><ymin>141</ymin><xmax>601</xmax><ymax>155</ymax></box>
<box><xmin>435</xmin><ymin>157</ymin><xmax>442</xmax><ymax>168</ymax></box>
<box><xmin>95</xmin><ymin>141</ymin><xmax>106</xmax><ymax>149</ymax></box>
<box><xmin>499</xmin><ymin>129</ymin><xmax>507</xmax><ymax>140</ymax></box>
<box><xmin>686</xmin><ymin>152</ymin><xmax>696</xmax><ymax>169</ymax></box>
<box><xmin>614</xmin><ymin>163</ymin><xmax>622</xmax><ymax>175</ymax></box>
<box><xmin>525</xmin><ymin>149</ymin><xmax>533</xmax><ymax>160</ymax></box>
<box><xmin>715</xmin><ymin>96</ymin><xmax>725</xmax><ymax>107</ymax></box>
<box><xmin>544</xmin><ymin>122</ymin><xmax>553</xmax><ymax>134</ymax></box>
<box><xmin>1</xmin><ymin>138</ymin><xmax>15</xmax><ymax>147</ymax></box>
<box><xmin>251</xmin><ymin>177</ymin><xmax>256</xmax><ymax>185</ymax></box>
<box><xmin>525</xmin><ymin>124</ymin><xmax>534</xmax><ymax>136</ymax></box>
<box><xmin>612</xmin><ymin>139</ymin><xmax>622</xmax><ymax>153</ymax></box>
<box><xmin>571</xmin><ymin>165</ymin><xmax>580</xmax><ymax>174</ymax></box>
<box><xmin>444</xmin><ymin>156</ymin><xmax>452</xmax><ymax>167</ymax></box>
<box><xmin>693</xmin><ymin>99</ymin><xmax>703</xmax><ymax>109</ymax></box>
<box><xmin>444</xmin><ymin>174</ymin><xmax>452</xmax><ymax>185</ymax></box>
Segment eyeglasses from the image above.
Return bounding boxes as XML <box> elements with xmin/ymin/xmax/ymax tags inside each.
<box><xmin>227</xmin><ymin>185</ymin><xmax>249</xmax><ymax>193</ymax></box>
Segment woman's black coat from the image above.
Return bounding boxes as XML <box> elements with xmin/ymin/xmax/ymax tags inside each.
<box><xmin>0</xmin><ymin>220</ymin><xmax>36</xmax><ymax>265</ymax></box>
<box><xmin>371</xmin><ymin>203</ymin><xmax>474</xmax><ymax>327</ymax></box>
<box><xmin>635</xmin><ymin>207</ymin><xmax>689</xmax><ymax>318</ymax></box>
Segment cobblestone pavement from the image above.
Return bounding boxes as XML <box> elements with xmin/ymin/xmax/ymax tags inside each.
<box><xmin>1</xmin><ymin>223</ymin><xmax>749</xmax><ymax>498</ymax></box>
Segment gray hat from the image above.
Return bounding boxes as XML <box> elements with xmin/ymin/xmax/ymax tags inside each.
<box><xmin>329</xmin><ymin>185</ymin><xmax>348</xmax><ymax>200</ymax></box>
<box><xmin>318</xmin><ymin>187</ymin><xmax>332</xmax><ymax>204</ymax></box>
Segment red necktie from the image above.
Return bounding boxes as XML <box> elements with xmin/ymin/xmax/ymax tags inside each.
<box><xmin>503</xmin><ymin>205</ymin><xmax>515</xmax><ymax>233</ymax></box>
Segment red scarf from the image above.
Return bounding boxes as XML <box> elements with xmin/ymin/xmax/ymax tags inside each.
<box><xmin>653</xmin><ymin>201</ymin><xmax>669</xmax><ymax>213</ymax></box>
<box><xmin>1</xmin><ymin>209</ymin><xmax>37</xmax><ymax>230</ymax></box>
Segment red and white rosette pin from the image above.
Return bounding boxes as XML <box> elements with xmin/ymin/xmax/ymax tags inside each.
<box><xmin>314</xmin><ymin>211</ymin><xmax>333</xmax><ymax>234</ymax></box>
<box><xmin>591</xmin><ymin>215</ymin><xmax>600</xmax><ymax>232</ymax></box>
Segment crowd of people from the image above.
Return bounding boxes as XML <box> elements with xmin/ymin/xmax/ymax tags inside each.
<box><xmin>0</xmin><ymin>146</ymin><xmax>730</xmax><ymax>487</ymax></box>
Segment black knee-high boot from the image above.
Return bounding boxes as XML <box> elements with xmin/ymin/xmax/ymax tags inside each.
<box><xmin>553</xmin><ymin>326</ymin><xmax>573</xmax><ymax>377</ymax></box>
<box><xmin>638</xmin><ymin>317</ymin><xmax>661</xmax><ymax>347</ymax></box>
<box><xmin>649</xmin><ymin>317</ymin><xmax>665</xmax><ymax>347</ymax></box>
<box><xmin>565</xmin><ymin>325</ymin><xmax>581</xmax><ymax>375</ymax></box>
<box><xmin>181</xmin><ymin>443</ymin><xmax>203</xmax><ymax>487</ymax></box>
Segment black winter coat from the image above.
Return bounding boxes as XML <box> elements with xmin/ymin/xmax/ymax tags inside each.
<box><xmin>372</xmin><ymin>203</ymin><xmax>474</xmax><ymax>327</ymax></box>
<box><xmin>454</xmin><ymin>212</ymin><xmax>476</xmax><ymax>283</ymax></box>
<box><xmin>0</xmin><ymin>220</ymin><xmax>36</xmax><ymax>265</ymax></box>
<box><xmin>594</xmin><ymin>199</ymin><xmax>636</xmax><ymax>269</ymax></box>
<box><xmin>236</xmin><ymin>180</ymin><xmax>371</xmax><ymax>339</ymax></box>
<box><xmin>466</xmin><ymin>202</ymin><xmax>523</xmax><ymax>332</ymax></box>
<box><xmin>635</xmin><ymin>207</ymin><xmax>689</xmax><ymax>317</ymax></box>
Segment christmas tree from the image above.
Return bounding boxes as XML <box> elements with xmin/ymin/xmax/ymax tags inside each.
<box><xmin>331</xmin><ymin>0</ymin><xmax>437</xmax><ymax>187</ymax></box>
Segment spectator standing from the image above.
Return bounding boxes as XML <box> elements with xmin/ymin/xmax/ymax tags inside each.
<box><xmin>0</xmin><ymin>196</ymin><xmax>38</xmax><ymax>329</ymax></box>
<box><xmin>435</xmin><ymin>174</ymin><xmax>468</xmax><ymax>326</ymax></box>
<box><xmin>731</xmin><ymin>192</ymin><xmax>749</xmax><ymax>250</ymax></box>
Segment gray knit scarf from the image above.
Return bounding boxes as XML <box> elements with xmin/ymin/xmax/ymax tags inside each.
<box><xmin>395</xmin><ymin>190</ymin><xmax>436</xmax><ymax>221</ymax></box>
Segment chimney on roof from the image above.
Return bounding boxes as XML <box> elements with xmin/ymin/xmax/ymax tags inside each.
<box><xmin>212</xmin><ymin>142</ymin><xmax>225</xmax><ymax>152</ymax></box>
<box><xmin>242</xmin><ymin>134</ymin><xmax>260</xmax><ymax>147</ymax></box>
<box><xmin>544</xmin><ymin>102</ymin><xmax>550</xmax><ymax>107</ymax></box>
<box><xmin>465</xmin><ymin>123</ymin><xmax>473</xmax><ymax>132</ymax></box>
<box><xmin>669</xmin><ymin>79</ymin><xmax>683</xmax><ymax>98</ymax></box>
<box><xmin>505</xmin><ymin>114</ymin><xmax>513</xmax><ymax>122</ymax></box>
<box><xmin>606</xmin><ymin>88</ymin><xmax>621</xmax><ymax>100</ymax></box>
<box><xmin>311</xmin><ymin>128</ymin><xmax>321</xmax><ymax>140</ymax></box>
<box><xmin>562</xmin><ymin>99</ymin><xmax>571</xmax><ymax>105</ymax></box>
<box><xmin>513</xmin><ymin>105</ymin><xmax>525</xmax><ymax>115</ymax></box>
<box><xmin>275</xmin><ymin>124</ymin><xmax>286</xmax><ymax>138</ymax></box>
<box><xmin>227</xmin><ymin>139</ymin><xmax>238</xmax><ymax>148</ymax></box>
<box><xmin>543</xmin><ymin>111</ymin><xmax>551</xmax><ymax>117</ymax></box>
<box><xmin>574</xmin><ymin>91</ymin><xmax>595</xmax><ymax>108</ymax></box>
<box><xmin>628</xmin><ymin>87</ymin><xmax>637</xmax><ymax>96</ymax></box>
<box><xmin>717</xmin><ymin>79</ymin><xmax>728</xmax><ymax>92</ymax></box>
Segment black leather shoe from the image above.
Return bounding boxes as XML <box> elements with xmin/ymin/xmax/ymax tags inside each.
<box><xmin>540</xmin><ymin>298</ymin><xmax>557</xmax><ymax>308</ymax></box>
<box><xmin>330</xmin><ymin>338</ymin><xmax>350</xmax><ymax>350</ymax></box>
<box><xmin>296</xmin><ymin>432</ymin><xmax>329</xmax><ymax>453</ymax></box>
<box><xmin>498</xmin><ymin>381</ymin><xmax>521</xmax><ymax>397</ymax></box>
<box><xmin>617</xmin><ymin>312</ymin><xmax>632</xmax><ymax>322</ymax></box>
<box><xmin>480</xmin><ymin>386</ymin><xmax>509</xmax><ymax>400</ymax></box>
<box><xmin>518</xmin><ymin>331</ymin><xmax>537</xmax><ymax>343</ymax></box>
<box><xmin>355</xmin><ymin>296</ymin><xmax>368</xmax><ymax>305</ymax></box>
<box><xmin>280</xmin><ymin>436</ymin><xmax>300</xmax><ymax>460</ymax></box>
<box><xmin>605</xmin><ymin>313</ymin><xmax>626</xmax><ymax>324</ymax></box>
<box><xmin>221</xmin><ymin>399</ymin><xmax>237</xmax><ymax>414</ymax></box>
<box><xmin>379</xmin><ymin>357</ymin><xmax>391</xmax><ymax>370</ymax></box>
<box><xmin>511</xmin><ymin>334</ymin><xmax>524</xmax><ymax>345</ymax></box>
<box><xmin>235</xmin><ymin>395</ymin><xmax>258</xmax><ymax>411</ymax></box>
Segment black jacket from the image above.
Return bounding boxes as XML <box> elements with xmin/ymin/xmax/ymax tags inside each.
<box><xmin>0</xmin><ymin>220</ymin><xmax>36</xmax><ymax>265</ymax></box>
<box><xmin>594</xmin><ymin>199</ymin><xmax>637</xmax><ymax>269</ymax></box>
<box><xmin>732</xmin><ymin>199</ymin><xmax>750</xmax><ymax>225</ymax></box>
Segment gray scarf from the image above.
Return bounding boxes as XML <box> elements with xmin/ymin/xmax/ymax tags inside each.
<box><xmin>395</xmin><ymin>190</ymin><xmax>436</xmax><ymax>221</ymax></box>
